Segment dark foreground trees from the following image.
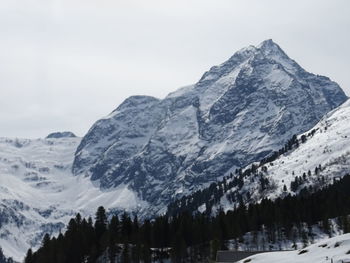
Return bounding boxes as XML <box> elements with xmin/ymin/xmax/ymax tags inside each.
<box><xmin>26</xmin><ymin>174</ymin><xmax>350</xmax><ymax>263</ymax></box>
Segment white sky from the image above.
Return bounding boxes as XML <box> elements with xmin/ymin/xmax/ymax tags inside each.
<box><xmin>0</xmin><ymin>0</ymin><xmax>349</xmax><ymax>138</ymax></box>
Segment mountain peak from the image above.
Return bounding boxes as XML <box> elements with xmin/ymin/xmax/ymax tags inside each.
<box><xmin>258</xmin><ymin>38</ymin><xmax>276</xmax><ymax>46</ymax></box>
<box><xmin>198</xmin><ymin>39</ymin><xmax>293</xmax><ymax>85</ymax></box>
<box><xmin>257</xmin><ymin>39</ymin><xmax>280</xmax><ymax>49</ymax></box>
<box><xmin>230</xmin><ymin>39</ymin><xmax>283</xmax><ymax>58</ymax></box>
<box><xmin>257</xmin><ymin>39</ymin><xmax>287</xmax><ymax>57</ymax></box>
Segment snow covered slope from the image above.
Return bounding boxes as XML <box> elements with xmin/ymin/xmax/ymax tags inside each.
<box><xmin>240</xmin><ymin>98</ymin><xmax>350</xmax><ymax>203</ymax></box>
<box><xmin>73</xmin><ymin>39</ymin><xmax>347</xmax><ymax>215</ymax></box>
<box><xmin>258</xmin><ymin>98</ymin><xmax>350</xmax><ymax>199</ymax></box>
<box><xmin>196</xmin><ymin>99</ymin><xmax>350</xmax><ymax>214</ymax></box>
<box><xmin>0</xmin><ymin>136</ymin><xmax>147</xmax><ymax>261</ymax></box>
<box><xmin>238</xmin><ymin>233</ymin><xmax>350</xmax><ymax>263</ymax></box>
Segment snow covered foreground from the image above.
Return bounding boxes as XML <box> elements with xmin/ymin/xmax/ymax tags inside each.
<box><xmin>0</xmin><ymin>136</ymin><xmax>147</xmax><ymax>261</ymax></box>
<box><xmin>238</xmin><ymin>233</ymin><xmax>350</xmax><ymax>263</ymax></box>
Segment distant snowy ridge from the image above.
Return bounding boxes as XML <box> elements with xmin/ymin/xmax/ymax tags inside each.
<box><xmin>0</xmin><ymin>137</ymin><xmax>147</xmax><ymax>261</ymax></box>
<box><xmin>73</xmin><ymin>39</ymin><xmax>347</xmax><ymax>216</ymax></box>
<box><xmin>46</xmin><ymin>131</ymin><xmax>76</xmax><ymax>139</ymax></box>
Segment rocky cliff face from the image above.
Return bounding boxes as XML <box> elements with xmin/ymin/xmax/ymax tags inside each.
<box><xmin>73</xmin><ymin>39</ymin><xmax>347</xmax><ymax>214</ymax></box>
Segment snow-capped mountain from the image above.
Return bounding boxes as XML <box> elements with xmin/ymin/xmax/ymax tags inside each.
<box><xmin>73</xmin><ymin>39</ymin><xmax>347</xmax><ymax>215</ymax></box>
<box><xmin>0</xmin><ymin>136</ymin><xmax>144</xmax><ymax>261</ymax></box>
<box><xmin>0</xmin><ymin>40</ymin><xmax>348</xmax><ymax>260</ymax></box>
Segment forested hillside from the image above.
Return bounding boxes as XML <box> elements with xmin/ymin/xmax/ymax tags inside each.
<box><xmin>25</xmin><ymin>174</ymin><xmax>350</xmax><ymax>263</ymax></box>
<box><xmin>167</xmin><ymin>130</ymin><xmax>317</xmax><ymax>216</ymax></box>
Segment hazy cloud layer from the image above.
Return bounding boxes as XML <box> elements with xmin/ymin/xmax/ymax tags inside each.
<box><xmin>0</xmin><ymin>0</ymin><xmax>349</xmax><ymax>138</ymax></box>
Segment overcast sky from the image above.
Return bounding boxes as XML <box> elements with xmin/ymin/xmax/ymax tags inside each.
<box><xmin>0</xmin><ymin>0</ymin><xmax>349</xmax><ymax>138</ymax></box>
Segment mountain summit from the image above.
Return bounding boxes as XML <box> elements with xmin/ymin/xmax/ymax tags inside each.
<box><xmin>73</xmin><ymin>39</ymin><xmax>347</xmax><ymax>215</ymax></box>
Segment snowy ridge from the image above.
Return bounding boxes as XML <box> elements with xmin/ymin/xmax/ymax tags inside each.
<box><xmin>73</xmin><ymin>39</ymin><xmax>347</xmax><ymax>215</ymax></box>
<box><xmin>0</xmin><ymin>137</ymin><xmax>148</xmax><ymax>261</ymax></box>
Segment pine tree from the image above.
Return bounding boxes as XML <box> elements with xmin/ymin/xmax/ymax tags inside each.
<box><xmin>141</xmin><ymin>244</ymin><xmax>151</xmax><ymax>263</ymax></box>
<box><xmin>131</xmin><ymin>243</ymin><xmax>141</xmax><ymax>263</ymax></box>
<box><xmin>210</xmin><ymin>239</ymin><xmax>220</xmax><ymax>261</ymax></box>
<box><xmin>283</xmin><ymin>184</ymin><xmax>287</xmax><ymax>192</ymax></box>
<box><xmin>24</xmin><ymin>248</ymin><xmax>34</xmax><ymax>263</ymax></box>
<box><xmin>301</xmin><ymin>229</ymin><xmax>309</xmax><ymax>248</ymax></box>
<box><xmin>87</xmin><ymin>245</ymin><xmax>98</xmax><ymax>263</ymax></box>
<box><xmin>121</xmin><ymin>212</ymin><xmax>133</xmax><ymax>243</ymax></box>
<box><xmin>322</xmin><ymin>218</ymin><xmax>331</xmax><ymax>237</ymax></box>
<box><xmin>109</xmin><ymin>215</ymin><xmax>120</xmax><ymax>243</ymax></box>
<box><xmin>108</xmin><ymin>239</ymin><xmax>117</xmax><ymax>263</ymax></box>
<box><xmin>95</xmin><ymin>206</ymin><xmax>108</xmax><ymax>240</ymax></box>
<box><xmin>42</xmin><ymin>233</ymin><xmax>51</xmax><ymax>248</ymax></box>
